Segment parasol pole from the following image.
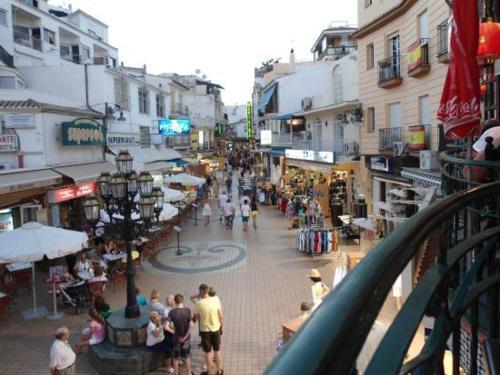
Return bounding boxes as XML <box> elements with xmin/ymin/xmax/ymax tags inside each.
<box><xmin>32</xmin><ymin>262</ymin><xmax>36</xmax><ymax>315</ymax></box>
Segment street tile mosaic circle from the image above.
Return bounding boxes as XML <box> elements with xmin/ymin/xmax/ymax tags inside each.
<box><xmin>149</xmin><ymin>241</ymin><xmax>246</xmax><ymax>273</ymax></box>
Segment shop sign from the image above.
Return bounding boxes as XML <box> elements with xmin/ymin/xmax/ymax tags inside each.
<box><xmin>106</xmin><ymin>133</ymin><xmax>138</xmax><ymax>145</ymax></box>
<box><xmin>0</xmin><ymin>134</ymin><xmax>18</xmax><ymax>152</ymax></box>
<box><xmin>62</xmin><ymin>118</ymin><xmax>105</xmax><ymax>146</ymax></box>
<box><xmin>370</xmin><ymin>156</ymin><xmax>391</xmax><ymax>172</ymax></box>
<box><xmin>285</xmin><ymin>149</ymin><xmax>334</xmax><ymax>164</ymax></box>
<box><xmin>49</xmin><ymin>182</ymin><xmax>96</xmax><ymax>204</ymax></box>
<box><xmin>246</xmin><ymin>101</ymin><xmax>252</xmax><ymax>141</ymax></box>
<box><xmin>4</xmin><ymin>113</ymin><xmax>35</xmax><ymax>128</ymax></box>
<box><xmin>260</xmin><ymin>130</ymin><xmax>272</xmax><ymax>145</ymax></box>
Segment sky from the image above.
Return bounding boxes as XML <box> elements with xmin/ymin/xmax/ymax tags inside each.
<box><xmin>52</xmin><ymin>0</ymin><xmax>357</xmax><ymax>105</ymax></box>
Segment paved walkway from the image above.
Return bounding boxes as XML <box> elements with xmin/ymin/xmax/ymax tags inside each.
<box><xmin>0</xmin><ymin>177</ymin><xmax>400</xmax><ymax>374</ymax></box>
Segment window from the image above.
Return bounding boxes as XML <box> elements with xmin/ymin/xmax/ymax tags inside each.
<box><xmin>388</xmin><ymin>102</ymin><xmax>401</xmax><ymax>128</ymax></box>
<box><xmin>81</xmin><ymin>46</ymin><xmax>90</xmax><ymax>63</ymax></box>
<box><xmin>114</xmin><ymin>78</ymin><xmax>129</xmax><ymax>110</ymax></box>
<box><xmin>419</xmin><ymin>95</ymin><xmax>431</xmax><ymax>124</ymax></box>
<box><xmin>60</xmin><ymin>45</ymin><xmax>70</xmax><ymax>58</ymax></box>
<box><xmin>138</xmin><ymin>87</ymin><xmax>149</xmax><ymax>114</ymax></box>
<box><xmin>0</xmin><ymin>8</ymin><xmax>7</xmax><ymax>27</ymax></box>
<box><xmin>365</xmin><ymin>0</ymin><xmax>372</xmax><ymax>7</ymax></box>
<box><xmin>332</xmin><ymin>66</ymin><xmax>343</xmax><ymax>104</ymax></box>
<box><xmin>139</xmin><ymin>126</ymin><xmax>150</xmax><ymax>148</ymax></box>
<box><xmin>367</xmin><ymin>107</ymin><xmax>375</xmax><ymax>132</ymax></box>
<box><xmin>418</xmin><ymin>10</ymin><xmax>429</xmax><ymax>39</ymax></box>
<box><xmin>366</xmin><ymin>43</ymin><xmax>375</xmax><ymax>69</ymax></box>
<box><xmin>43</xmin><ymin>28</ymin><xmax>55</xmax><ymax>45</ymax></box>
<box><xmin>0</xmin><ymin>76</ymin><xmax>16</xmax><ymax>89</ymax></box>
<box><xmin>156</xmin><ymin>94</ymin><xmax>165</xmax><ymax>117</ymax></box>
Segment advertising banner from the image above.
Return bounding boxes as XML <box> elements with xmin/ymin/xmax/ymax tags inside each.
<box><xmin>246</xmin><ymin>101</ymin><xmax>252</xmax><ymax>141</ymax></box>
<box><xmin>158</xmin><ymin>119</ymin><xmax>190</xmax><ymax>136</ymax></box>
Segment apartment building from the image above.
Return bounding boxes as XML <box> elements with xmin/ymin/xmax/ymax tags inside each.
<box><xmin>354</xmin><ymin>0</ymin><xmax>450</xmax><ymax>213</ymax></box>
<box><xmin>0</xmin><ymin>0</ymin><xmax>118</xmax><ymax>67</ymax></box>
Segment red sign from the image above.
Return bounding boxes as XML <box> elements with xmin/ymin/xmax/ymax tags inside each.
<box><xmin>50</xmin><ymin>182</ymin><xmax>96</xmax><ymax>203</ymax></box>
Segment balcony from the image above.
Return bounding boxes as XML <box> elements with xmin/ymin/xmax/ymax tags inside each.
<box><xmin>319</xmin><ymin>45</ymin><xmax>357</xmax><ymax>60</ymax></box>
<box><xmin>437</xmin><ymin>20</ymin><xmax>449</xmax><ymax>63</ymax></box>
<box><xmin>378</xmin><ymin>56</ymin><xmax>402</xmax><ymax>88</ymax></box>
<box><xmin>378</xmin><ymin>127</ymin><xmax>402</xmax><ymax>150</ymax></box>
<box><xmin>172</xmin><ymin>103</ymin><xmax>189</xmax><ymax>117</ymax></box>
<box><xmin>407</xmin><ymin>38</ymin><xmax>430</xmax><ymax>77</ymax></box>
<box><xmin>13</xmin><ymin>30</ymin><xmax>42</xmax><ymax>51</ymax></box>
<box><xmin>60</xmin><ymin>50</ymin><xmax>81</xmax><ymax>64</ymax></box>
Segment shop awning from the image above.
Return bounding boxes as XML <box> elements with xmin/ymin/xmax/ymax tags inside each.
<box><xmin>401</xmin><ymin>168</ymin><xmax>441</xmax><ymax>187</ymax></box>
<box><xmin>169</xmin><ymin>158</ymin><xmax>192</xmax><ymax>167</ymax></box>
<box><xmin>108</xmin><ymin>146</ymin><xmax>183</xmax><ymax>163</ymax></box>
<box><xmin>52</xmin><ymin>162</ymin><xmax>116</xmax><ymax>183</ymax></box>
<box><xmin>142</xmin><ymin>161</ymin><xmax>173</xmax><ymax>173</ymax></box>
<box><xmin>278</xmin><ymin>113</ymin><xmax>293</xmax><ymax>120</ymax></box>
<box><xmin>258</xmin><ymin>84</ymin><xmax>277</xmax><ymax>112</ymax></box>
<box><xmin>286</xmin><ymin>159</ymin><xmax>332</xmax><ymax>174</ymax></box>
<box><xmin>0</xmin><ymin>168</ymin><xmax>63</xmax><ymax>195</ymax></box>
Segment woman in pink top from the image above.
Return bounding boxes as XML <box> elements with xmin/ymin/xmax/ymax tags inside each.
<box><xmin>75</xmin><ymin>308</ymin><xmax>106</xmax><ymax>353</ymax></box>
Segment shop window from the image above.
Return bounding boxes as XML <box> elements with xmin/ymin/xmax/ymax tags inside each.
<box><xmin>21</xmin><ymin>205</ymin><xmax>40</xmax><ymax>225</ymax></box>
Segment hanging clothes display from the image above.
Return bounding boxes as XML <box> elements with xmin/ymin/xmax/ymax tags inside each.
<box><xmin>296</xmin><ymin>228</ymin><xmax>334</xmax><ymax>255</ymax></box>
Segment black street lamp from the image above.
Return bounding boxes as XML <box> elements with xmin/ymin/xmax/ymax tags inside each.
<box><xmin>83</xmin><ymin>150</ymin><xmax>162</xmax><ymax>319</ymax></box>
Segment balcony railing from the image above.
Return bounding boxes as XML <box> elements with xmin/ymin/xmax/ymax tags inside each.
<box><xmin>408</xmin><ymin>38</ymin><xmax>430</xmax><ymax>77</ymax></box>
<box><xmin>172</xmin><ymin>103</ymin><xmax>189</xmax><ymax>116</ymax></box>
<box><xmin>13</xmin><ymin>31</ymin><xmax>42</xmax><ymax>51</ymax></box>
<box><xmin>319</xmin><ymin>45</ymin><xmax>357</xmax><ymax>60</ymax></box>
<box><xmin>437</xmin><ymin>20</ymin><xmax>449</xmax><ymax>58</ymax></box>
<box><xmin>61</xmin><ymin>53</ymin><xmax>82</xmax><ymax>64</ymax></box>
<box><xmin>266</xmin><ymin>180</ymin><xmax>500</xmax><ymax>374</ymax></box>
<box><xmin>378</xmin><ymin>55</ymin><xmax>402</xmax><ymax>87</ymax></box>
<box><xmin>378</xmin><ymin>127</ymin><xmax>402</xmax><ymax>150</ymax></box>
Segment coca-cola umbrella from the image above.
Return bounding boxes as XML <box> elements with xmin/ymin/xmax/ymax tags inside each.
<box><xmin>437</xmin><ymin>0</ymin><xmax>481</xmax><ymax>140</ymax></box>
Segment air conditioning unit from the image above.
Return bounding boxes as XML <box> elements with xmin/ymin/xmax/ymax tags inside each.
<box><xmin>393</xmin><ymin>141</ymin><xmax>405</xmax><ymax>156</ymax></box>
<box><xmin>0</xmin><ymin>163</ymin><xmax>12</xmax><ymax>170</ymax></box>
<box><xmin>301</xmin><ymin>97</ymin><xmax>312</xmax><ymax>110</ymax></box>
<box><xmin>420</xmin><ymin>150</ymin><xmax>440</xmax><ymax>170</ymax></box>
<box><xmin>344</xmin><ymin>141</ymin><xmax>359</xmax><ymax>155</ymax></box>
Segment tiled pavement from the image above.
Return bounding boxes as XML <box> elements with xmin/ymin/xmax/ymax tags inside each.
<box><xmin>0</xmin><ymin>179</ymin><xmax>402</xmax><ymax>375</ymax></box>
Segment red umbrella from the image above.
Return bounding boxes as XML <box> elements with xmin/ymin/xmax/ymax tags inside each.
<box><xmin>437</xmin><ymin>0</ymin><xmax>481</xmax><ymax>140</ymax></box>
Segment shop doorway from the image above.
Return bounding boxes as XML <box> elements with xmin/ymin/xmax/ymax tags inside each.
<box><xmin>20</xmin><ymin>205</ymin><xmax>41</xmax><ymax>225</ymax></box>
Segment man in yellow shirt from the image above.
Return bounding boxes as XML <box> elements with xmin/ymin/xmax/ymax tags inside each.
<box><xmin>193</xmin><ymin>284</ymin><xmax>223</xmax><ymax>375</ymax></box>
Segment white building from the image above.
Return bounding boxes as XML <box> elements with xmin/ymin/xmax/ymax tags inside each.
<box><xmin>225</xmin><ymin>104</ymin><xmax>247</xmax><ymax>140</ymax></box>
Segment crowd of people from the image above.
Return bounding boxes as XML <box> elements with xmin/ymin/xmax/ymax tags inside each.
<box><xmin>50</xmin><ymin>283</ymin><xmax>224</xmax><ymax>375</ymax></box>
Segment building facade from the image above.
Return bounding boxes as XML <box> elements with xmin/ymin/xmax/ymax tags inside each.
<box><xmin>354</xmin><ymin>0</ymin><xmax>449</xmax><ymax>214</ymax></box>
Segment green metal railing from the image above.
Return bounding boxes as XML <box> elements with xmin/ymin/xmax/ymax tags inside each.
<box><xmin>265</xmin><ymin>182</ymin><xmax>500</xmax><ymax>374</ymax></box>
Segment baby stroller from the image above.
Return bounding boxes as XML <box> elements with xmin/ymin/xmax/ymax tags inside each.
<box><xmin>60</xmin><ymin>281</ymin><xmax>90</xmax><ymax>314</ymax></box>
<box><xmin>225</xmin><ymin>214</ymin><xmax>234</xmax><ymax>230</ymax></box>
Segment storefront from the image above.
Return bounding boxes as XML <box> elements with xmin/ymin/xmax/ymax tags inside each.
<box><xmin>0</xmin><ymin>168</ymin><xmax>64</xmax><ymax>231</ymax></box>
<box><xmin>47</xmin><ymin>182</ymin><xmax>96</xmax><ymax>229</ymax></box>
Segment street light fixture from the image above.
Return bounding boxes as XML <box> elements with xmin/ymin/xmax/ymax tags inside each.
<box><xmin>83</xmin><ymin>154</ymin><xmax>162</xmax><ymax>319</ymax></box>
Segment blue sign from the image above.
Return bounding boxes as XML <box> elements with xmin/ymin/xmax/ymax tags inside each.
<box><xmin>158</xmin><ymin>119</ymin><xmax>190</xmax><ymax>136</ymax></box>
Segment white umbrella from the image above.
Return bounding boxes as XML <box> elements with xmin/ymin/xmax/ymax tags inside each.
<box><xmin>163</xmin><ymin>173</ymin><xmax>205</xmax><ymax>186</ymax></box>
<box><xmin>160</xmin><ymin>203</ymin><xmax>179</xmax><ymax>222</ymax></box>
<box><xmin>0</xmin><ymin>222</ymin><xmax>88</xmax><ymax>320</ymax></box>
<box><xmin>161</xmin><ymin>186</ymin><xmax>185</xmax><ymax>202</ymax></box>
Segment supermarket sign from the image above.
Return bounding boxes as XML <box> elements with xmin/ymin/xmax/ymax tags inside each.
<box><xmin>48</xmin><ymin>182</ymin><xmax>96</xmax><ymax>203</ymax></box>
<box><xmin>0</xmin><ymin>134</ymin><xmax>18</xmax><ymax>152</ymax></box>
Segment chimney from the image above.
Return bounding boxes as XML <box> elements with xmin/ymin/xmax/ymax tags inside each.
<box><xmin>289</xmin><ymin>48</ymin><xmax>296</xmax><ymax>65</ymax></box>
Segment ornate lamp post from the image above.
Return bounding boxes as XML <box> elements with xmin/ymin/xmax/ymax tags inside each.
<box><xmin>83</xmin><ymin>150</ymin><xmax>163</xmax><ymax>319</ymax></box>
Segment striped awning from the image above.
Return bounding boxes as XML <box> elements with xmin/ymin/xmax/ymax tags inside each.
<box><xmin>401</xmin><ymin>168</ymin><xmax>441</xmax><ymax>187</ymax></box>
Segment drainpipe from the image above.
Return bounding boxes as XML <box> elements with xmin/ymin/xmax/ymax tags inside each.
<box><xmin>84</xmin><ymin>63</ymin><xmax>91</xmax><ymax>110</ymax></box>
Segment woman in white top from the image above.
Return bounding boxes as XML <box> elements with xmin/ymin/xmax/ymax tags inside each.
<box><xmin>202</xmin><ymin>202</ymin><xmax>212</xmax><ymax>226</ymax></box>
<box><xmin>146</xmin><ymin>311</ymin><xmax>175</xmax><ymax>369</ymax></box>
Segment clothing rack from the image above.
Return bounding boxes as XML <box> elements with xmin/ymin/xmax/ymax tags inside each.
<box><xmin>296</xmin><ymin>227</ymin><xmax>334</xmax><ymax>256</ymax></box>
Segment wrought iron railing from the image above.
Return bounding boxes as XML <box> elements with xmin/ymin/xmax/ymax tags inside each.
<box><xmin>437</xmin><ymin>20</ymin><xmax>449</xmax><ymax>57</ymax></box>
<box><xmin>13</xmin><ymin>30</ymin><xmax>42</xmax><ymax>51</ymax></box>
<box><xmin>320</xmin><ymin>45</ymin><xmax>357</xmax><ymax>60</ymax></box>
<box><xmin>378</xmin><ymin>127</ymin><xmax>402</xmax><ymax>150</ymax></box>
<box><xmin>378</xmin><ymin>55</ymin><xmax>401</xmax><ymax>84</ymax></box>
<box><xmin>265</xmin><ymin>181</ymin><xmax>500</xmax><ymax>374</ymax></box>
